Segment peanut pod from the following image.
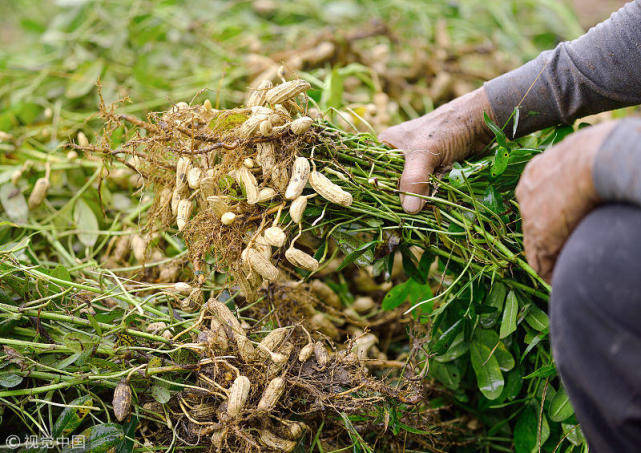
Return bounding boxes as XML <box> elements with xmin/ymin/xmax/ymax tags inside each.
<box><xmin>187</xmin><ymin>167</ymin><xmax>202</xmax><ymax>189</ymax></box>
<box><xmin>113</xmin><ymin>380</ymin><xmax>132</xmax><ymax>422</ymax></box>
<box><xmin>284</xmin><ymin>157</ymin><xmax>310</xmax><ymax>200</ymax></box>
<box><xmin>313</xmin><ymin>341</ymin><xmax>329</xmax><ymax>368</ymax></box>
<box><xmin>238</xmin><ymin>166</ymin><xmax>259</xmax><ymax>205</ymax></box>
<box><xmin>247</xmin><ymin>79</ymin><xmax>272</xmax><ymax>107</ymax></box>
<box><xmin>290</xmin><ymin>116</ymin><xmax>313</xmax><ymax>135</ymax></box>
<box><xmin>298</xmin><ymin>343</ymin><xmax>314</xmax><ymax>362</ymax></box>
<box><xmin>244</xmin><ymin>248</ymin><xmax>279</xmax><ymax>281</ymax></box>
<box><xmin>309</xmin><ymin>171</ymin><xmax>352</xmax><ymax>206</ymax></box>
<box><xmin>285</xmin><ymin>247</ymin><xmax>318</xmax><ymax>272</ymax></box>
<box><xmin>227</xmin><ymin>375</ymin><xmax>251</xmax><ymax>418</ymax></box>
<box><xmin>259</xmin><ymin>430</ymin><xmax>297</xmax><ymax>452</ymax></box>
<box><xmin>289</xmin><ymin>195</ymin><xmax>308</xmax><ymax>223</ymax></box>
<box><xmin>256</xmin><ymin>142</ymin><xmax>276</xmax><ymax>177</ymax></box>
<box><xmin>258</xmin><ymin>327</ymin><xmax>288</xmax><ymax>357</ymax></box>
<box><xmin>310</xmin><ymin>279</ymin><xmax>341</xmax><ymax>310</ymax></box>
<box><xmin>264</xmin><ymin>226</ymin><xmax>286</xmax><ymax>247</ymax></box>
<box><xmin>257</xmin><ymin>187</ymin><xmax>277</xmax><ymax>202</ymax></box>
<box><xmin>28</xmin><ymin>177</ymin><xmax>49</xmax><ymax>209</ymax></box>
<box><xmin>176</xmin><ymin>199</ymin><xmax>193</xmax><ymax>231</ymax></box>
<box><xmin>220</xmin><ymin>211</ymin><xmax>236</xmax><ymax>225</ymax></box>
<box><xmin>257</xmin><ymin>377</ymin><xmax>286</xmax><ymax>412</ymax></box>
<box><xmin>265</xmin><ymin>79</ymin><xmax>311</xmax><ymax>105</ymax></box>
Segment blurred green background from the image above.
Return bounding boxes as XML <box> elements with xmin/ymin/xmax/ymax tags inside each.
<box><xmin>0</xmin><ymin>0</ymin><xmax>590</xmax><ymax>144</ymax></box>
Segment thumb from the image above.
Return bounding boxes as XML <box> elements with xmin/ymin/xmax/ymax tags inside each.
<box><xmin>399</xmin><ymin>150</ymin><xmax>437</xmax><ymax>214</ymax></box>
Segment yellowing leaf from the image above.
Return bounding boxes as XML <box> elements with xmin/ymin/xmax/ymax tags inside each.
<box><xmin>0</xmin><ymin>183</ymin><xmax>28</xmax><ymax>224</ymax></box>
<box><xmin>73</xmin><ymin>198</ymin><xmax>98</xmax><ymax>248</ymax></box>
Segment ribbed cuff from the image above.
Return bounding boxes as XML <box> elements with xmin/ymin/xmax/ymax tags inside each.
<box><xmin>593</xmin><ymin>118</ymin><xmax>641</xmax><ymax>205</ymax></box>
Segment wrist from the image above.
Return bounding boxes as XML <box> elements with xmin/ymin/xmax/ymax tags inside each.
<box><xmin>469</xmin><ymin>86</ymin><xmax>496</xmax><ymax>152</ymax></box>
<box><xmin>434</xmin><ymin>87</ymin><xmax>497</xmax><ymax>164</ymax></box>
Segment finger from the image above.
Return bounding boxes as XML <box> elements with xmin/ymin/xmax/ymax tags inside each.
<box><xmin>538</xmin><ymin>254</ymin><xmax>556</xmax><ymax>284</ymax></box>
<box><xmin>378</xmin><ymin>132</ymin><xmax>402</xmax><ymax>151</ymax></box>
<box><xmin>522</xmin><ymin>231</ymin><xmax>542</xmax><ymax>276</ymax></box>
<box><xmin>399</xmin><ymin>150</ymin><xmax>437</xmax><ymax>214</ymax></box>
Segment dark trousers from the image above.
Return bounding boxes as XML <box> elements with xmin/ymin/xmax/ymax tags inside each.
<box><xmin>551</xmin><ymin>204</ymin><xmax>641</xmax><ymax>452</ymax></box>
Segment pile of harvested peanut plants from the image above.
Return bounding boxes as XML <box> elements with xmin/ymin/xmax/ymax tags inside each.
<box><xmin>67</xmin><ymin>79</ymin><xmax>465</xmax><ymax>452</ymax></box>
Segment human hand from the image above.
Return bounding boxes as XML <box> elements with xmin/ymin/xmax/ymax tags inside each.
<box><xmin>379</xmin><ymin>87</ymin><xmax>495</xmax><ymax>213</ymax></box>
<box><xmin>516</xmin><ymin>121</ymin><xmax>617</xmax><ymax>281</ymax></box>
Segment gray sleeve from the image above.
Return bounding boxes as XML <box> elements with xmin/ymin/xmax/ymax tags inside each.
<box><xmin>593</xmin><ymin>118</ymin><xmax>641</xmax><ymax>205</ymax></box>
<box><xmin>484</xmin><ymin>0</ymin><xmax>641</xmax><ymax>139</ymax></box>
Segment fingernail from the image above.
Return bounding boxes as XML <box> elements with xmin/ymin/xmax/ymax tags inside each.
<box><xmin>401</xmin><ymin>195</ymin><xmax>425</xmax><ymax>214</ymax></box>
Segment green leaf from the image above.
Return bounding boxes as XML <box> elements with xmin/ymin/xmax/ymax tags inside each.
<box><xmin>498</xmin><ymin>368</ymin><xmax>523</xmax><ymax>402</ymax></box>
<box><xmin>475</xmin><ymin>329</ymin><xmax>516</xmax><ymax>371</ymax></box>
<box><xmin>562</xmin><ymin>424</ymin><xmax>585</xmax><ymax>447</ymax></box>
<box><xmin>50</xmin><ymin>265</ymin><xmax>72</xmax><ymax>282</ymax></box>
<box><xmin>549</xmin><ymin>386</ymin><xmax>574</xmax><ymax>422</ymax></box>
<box><xmin>499</xmin><ymin>291</ymin><xmax>518</xmax><ymax>339</ymax></box>
<box><xmin>337</xmin><ymin>241</ymin><xmax>377</xmax><ymax>271</ymax></box>
<box><xmin>551</xmin><ymin>125</ymin><xmax>575</xmax><ymax>144</ymax></box>
<box><xmin>63</xmin><ymin>423</ymin><xmax>124</xmax><ymax>453</ymax></box>
<box><xmin>0</xmin><ymin>372</ymin><xmax>23</xmax><ymax>388</ymax></box>
<box><xmin>524</xmin><ymin>364</ymin><xmax>557</xmax><ymax>379</ymax></box>
<box><xmin>400</xmin><ymin>244</ymin><xmax>425</xmax><ymax>284</ymax></box>
<box><xmin>470</xmin><ymin>338</ymin><xmax>504</xmax><ymax>400</ymax></box>
<box><xmin>62</xmin><ymin>332</ymin><xmax>94</xmax><ymax>353</ymax></box>
<box><xmin>382</xmin><ymin>281</ymin><xmax>408</xmax><ymax>311</ymax></box>
<box><xmin>321</xmin><ymin>67</ymin><xmax>344</xmax><ymax>109</ymax></box>
<box><xmin>74</xmin><ymin>198</ymin><xmax>99</xmax><ymax>248</ymax></box>
<box><xmin>66</xmin><ymin>60</ymin><xmax>104</xmax><ymax>99</ymax></box>
<box><xmin>484</xmin><ymin>112</ymin><xmax>508</xmax><ymax>148</ymax></box>
<box><xmin>435</xmin><ymin>331</ymin><xmax>468</xmax><ymax>363</ymax></box>
<box><xmin>406</xmin><ymin>278</ymin><xmax>433</xmax><ymax>313</ymax></box>
<box><xmin>480</xmin><ymin>185</ymin><xmax>506</xmax><ymax>216</ymax></box>
<box><xmin>494</xmin><ymin>344</ymin><xmax>515</xmax><ymax>372</ymax></box>
<box><xmin>514</xmin><ymin>406</ymin><xmax>550</xmax><ymax>453</ymax></box>
<box><xmin>429</xmin><ymin>361</ymin><xmax>461</xmax><ymax>390</ymax></box>
<box><xmin>432</xmin><ymin>319</ymin><xmax>464</xmax><ymax>356</ymax></box>
<box><xmin>447</xmin><ymin>161</ymin><xmax>490</xmax><ymax>187</ymax></box>
<box><xmin>20</xmin><ymin>18</ymin><xmax>46</xmax><ymax>33</ymax></box>
<box><xmin>491</xmin><ymin>146</ymin><xmax>510</xmax><ymax>177</ymax></box>
<box><xmin>480</xmin><ymin>282</ymin><xmax>507</xmax><ymax>328</ymax></box>
<box><xmin>53</xmin><ymin>395</ymin><xmax>94</xmax><ymax>438</ymax></box>
<box><xmin>448</xmin><ymin>163</ymin><xmax>466</xmax><ymax>187</ymax></box>
<box><xmin>417</xmin><ymin>251</ymin><xmax>434</xmax><ymax>276</ymax></box>
<box><xmin>334</xmin><ymin>229</ymin><xmax>375</xmax><ymax>267</ymax></box>
<box><xmin>522</xmin><ymin>332</ymin><xmax>546</xmax><ymax>360</ymax></box>
<box><xmin>525</xmin><ymin>305</ymin><xmax>549</xmax><ymax>331</ymax></box>
<box><xmin>474</xmin><ymin>329</ymin><xmax>514</xmax><ymax>371</ymax></box>
<box><xmin>151</xmin><ymin>383</ymin><xmax>171</xmax><ymax>404</ymax></box>
<box><xmin>13</xmin><ymin>101</ymin><xmax>41</xmax><ymax>125</ymax></box>
<box><xmin>116</xmin><ymin>416</ymin><xmax>138</xmax><ymax>453</ymax></box>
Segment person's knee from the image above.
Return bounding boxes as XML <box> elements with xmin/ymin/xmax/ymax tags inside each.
<box><xmin>549</xmin><ymin>208</ymin><xmax>608</xmax><ymax>364</ymax></box>
<box><xmin>551</xmin><ymin>206</ymin><xmax>614</xmax><ymax>324</ymax></box>
<box><xmin>549</xmin><ymin>204</ymin><xmax>641</xmax><ymax>451</ymax></box>
<box><xmin>550</xmin><ymin>204</ymin><xmax>641</xmax><ymax>358</ymax></box>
